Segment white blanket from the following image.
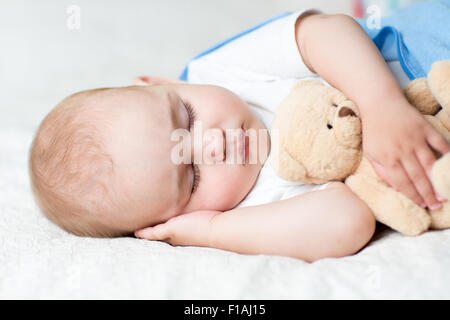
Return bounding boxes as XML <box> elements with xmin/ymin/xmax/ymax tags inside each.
<box><xmin>2</xmin><ymin>0</ymin><xmax>450</xmax><ymax>299</ymax></box>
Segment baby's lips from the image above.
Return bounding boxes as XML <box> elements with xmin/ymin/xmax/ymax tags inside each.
<box><xmin>244</xmin><ymin>133</ymin><xmax>249</xmax><ymax>162</ymax></box>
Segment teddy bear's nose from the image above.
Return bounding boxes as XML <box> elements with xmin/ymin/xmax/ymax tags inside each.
<box><xmin>338</xmin><ymin>107</ymin><xmax>357</xmax><ymax>118</ymax></box>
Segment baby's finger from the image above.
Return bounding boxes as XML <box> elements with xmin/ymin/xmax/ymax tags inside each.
<box><xmin>386</xmin><ymin>160</ymin><xmax>425</xmax><ymax>207</ymax></box>
<box><xmin>369</xmin><ymin>157</ymin><xmax>391</xmax><ymax>184</ymax></box>
<box><xmin>135</xmin><ymin>224</ymin><xmax>169</xmax><ymax>241</ymax></box>
<box><xmin>134</xmin><ymin>227</ymin><xmax>156</xmax><ymax>239</ymax></box>
<box><xmin>416</xmin><ymin>147</ymin><xmax>436</xmax><ymax>176</ymax></box>
<box><xmin>402</xmin><ymin>153</ymin><xmax>439</xmax><ymax>209</ymax></box>
<box><xmin>427</xmin><ymin>130</ymin><xmax>450</xmax><ymax>155</ymax></box>
<box><xmin>416</xmin><ymin>148</ymin><xmax>445</xmax><ymax>201</ymax></box>
<box><xmin>133</xmin><ymin>76</ymin><xmax>185</xmax><ymax>86</ymax></box>
<box><xmin>133</xmin><ymin>76</ymin><xmax>151</xmax><ymax>86</ymax></box>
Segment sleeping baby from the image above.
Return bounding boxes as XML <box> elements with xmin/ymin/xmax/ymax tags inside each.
<box><xmin>29</xmin><ymin>10</ymin><xmax>449</xmax><ymax>262</ymax></box>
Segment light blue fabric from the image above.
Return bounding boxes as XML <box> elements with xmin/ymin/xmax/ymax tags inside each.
<box><xmin>356</xmin><ymin>0</ymin><xmax>450</xmax><ymax>79</ymax></box>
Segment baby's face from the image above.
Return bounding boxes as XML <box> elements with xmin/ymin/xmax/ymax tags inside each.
<box><xmin>102</xmin><ymin>84</ymin><xmax>269</xmax><ymax>231</ymax></box>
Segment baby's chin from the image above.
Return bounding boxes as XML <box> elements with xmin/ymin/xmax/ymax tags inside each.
<box><xmin>228</xmin><ymin>161</ymin><xmax>265</xmax><ymax>210</ymax></box>
<box><xmin>237</xmin><ymin>166</ymin><xmax>262</xmax><ymax>206</ymax></box>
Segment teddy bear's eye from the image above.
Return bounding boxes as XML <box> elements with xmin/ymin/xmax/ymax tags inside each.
<box><xmin>332</xmin><ymin>104</ymin><xmax>338</xmax><ymax>108</ymax></box>
<box><xmin>327</xmin><ymin>124</ymin><xmax>333</xmax><ymax>130</ymax></box>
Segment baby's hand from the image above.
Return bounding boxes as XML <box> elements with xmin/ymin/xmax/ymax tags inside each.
<box><xmin>134</xmin><ymin>210</ymin><xmax>221</xmax><ymax>247</ymax></box>
<box><xmin>132</xmin><ymin>76</ymin><xmax>185</xmax><ymax>86</ymax></box>
<box><xmin>363</xmin><ymin>99</ymin><xmax>450</xmax><ymax>210</ymax></box>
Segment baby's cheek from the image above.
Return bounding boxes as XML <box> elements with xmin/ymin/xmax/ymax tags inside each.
<box><xmin>199</xmin><ymin>166</ymin><xmax>257</xmax><ymax>211</ymax></box>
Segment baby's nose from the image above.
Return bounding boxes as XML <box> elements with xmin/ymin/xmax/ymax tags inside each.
<box><xmin>203</xmin><ymin>128</ymin><xmax>225</xmax><ymax>163</ymax></box>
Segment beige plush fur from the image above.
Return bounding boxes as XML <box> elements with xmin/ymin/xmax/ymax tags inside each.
<box><xmin>272</xmin><ymin>60</ymin><xmax>450</xmax><ymax>236</ymax></box>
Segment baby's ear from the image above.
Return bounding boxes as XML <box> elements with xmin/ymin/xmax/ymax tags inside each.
<box><xmin>132</xmin><ymin>76</ymin><xmax>185</xmax><ymax>86</ymax></box>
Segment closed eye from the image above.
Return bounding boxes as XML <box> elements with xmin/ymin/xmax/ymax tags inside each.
<box><xmin>191</xmin><ymin>164</ymin><xmax>200</xmax><ymax>193</ymax></box>
<box><xmin>181</xmin><ymin>99</ymin><xmax>200</xmax><ymax>193</ymax></box>
<box><xmin>183</xmin><ymin>100</ymin><xmax>196</xmax><ymax>130</ymax></box>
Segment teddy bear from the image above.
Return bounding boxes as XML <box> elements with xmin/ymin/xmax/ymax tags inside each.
<box><xmin>271</xmin><ymin>60</ymin><xmax>450</xmax><ymax>236</ymax></box>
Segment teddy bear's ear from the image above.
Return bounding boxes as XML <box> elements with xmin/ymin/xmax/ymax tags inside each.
<box><xmin>431</xmin><ymin>153</ymin><xmax>450</xmax><ymax>202</ymax></box>
<box><xmin>338</xmin><ymin>106</ymin><xmax>357</xmax><ymax>118</ymax></box>
<box><xmin>428</xmin><ymin>60</ymin><xmax>450</xmax><ymax>112</ymax></box>
<box><xmin>293</xmin><ymin>79</ymin><xmax>324</xmax><ymax>90</ymax></box>
<box><xmin>404</xmin><ymin>78</ymin><xmax>441</xmax><ymax>115</ymax></box>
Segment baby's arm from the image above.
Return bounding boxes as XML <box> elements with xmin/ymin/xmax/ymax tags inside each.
<box><xmin>135</xmin><ymin>182</ymin><xmax>375</xmax><ymax>262</ymax></box>
<box><xmin>296</xmin><ymin>14</ymin><xmax>450</xmax><ymax>209</ymax></box>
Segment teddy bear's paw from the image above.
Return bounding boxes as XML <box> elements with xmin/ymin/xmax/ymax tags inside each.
<box><xmin>428</xmin><ymin>60</ymin><xmax>450</xmax><ymax>113</ymax></box>
<box><xmin>430</xmin><ymin>201</ymin><xmax>450</xmax><ymax>230</ymax></box>
<box><xmin>431</xmin><ymin>153</ymin><xmax>450</xmax><ymax>201</ymax></box>
<box><xmin>404</xmin><ymin>78</ymin><xmax>441</xmax><ymax>115</ymax></box>
<box><xmin>395</xmin><ymin>210</ymin><xmax>431</xmax><ymax>236</ymax></box>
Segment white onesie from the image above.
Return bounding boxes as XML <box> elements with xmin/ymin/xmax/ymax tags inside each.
<box><xmin>182</xmin><ymin>9</ymin><xmax>410</xmax><ymax>208</ymax></box>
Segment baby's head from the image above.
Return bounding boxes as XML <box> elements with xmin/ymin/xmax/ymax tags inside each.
<box><xmin>29</xmin><ymin>82</ymin><xmax>269</xmax><ymax>237</ymax></box>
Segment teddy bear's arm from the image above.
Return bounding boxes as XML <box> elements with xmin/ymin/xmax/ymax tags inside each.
<box><xmin>346</xmin><ymin>158</ymin><xmax>431</xmax><ymax>236</ymax></box>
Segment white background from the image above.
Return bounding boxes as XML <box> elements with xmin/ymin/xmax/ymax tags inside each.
<box><xmin>0</xmin><ymin>0</ymin><xmax>350</xmax><ymax>114</ymax></box>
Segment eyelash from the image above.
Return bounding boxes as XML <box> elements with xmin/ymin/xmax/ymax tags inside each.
<box><xmin>183</xmin><ymin>100</ymin><xmax>200</xmax><ymax>193</ymax></box>
<box><xmin>184</xmin><ymin>100</ymin><xmax>197</xmax><ymax>130</ymax></box>
<box><xmin>192</xmin><ymin>164</ymin><xmax>200</xmax><ymax>193</ymax></box>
